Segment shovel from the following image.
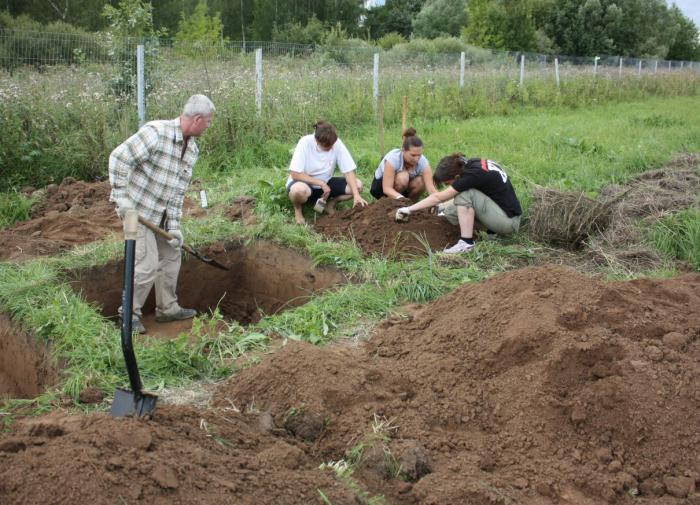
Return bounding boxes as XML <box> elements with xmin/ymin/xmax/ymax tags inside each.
<box><xmin>111</xmin><ymin>209</ymin><xmax>158</xmax><ymax>417</ymax></box>
<box><xmin>137</xmin><ymin>216</ymin><xmax>229</xmax><ymax>271</ymax></box>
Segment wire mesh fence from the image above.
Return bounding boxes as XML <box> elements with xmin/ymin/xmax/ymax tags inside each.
<box><xmin>1</xmin><ymin>27</ymin><xmax>699</xmax><ymax>187</ymax></box>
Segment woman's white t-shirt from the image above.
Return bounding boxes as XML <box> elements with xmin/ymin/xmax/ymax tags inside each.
<box><xmin>374</xmin><ymin>148</ymin><xmax>429</xmax><ymax>180</ymax></box>
<box><xmin>286</xmin><ymin>134</ymin><xmax>357</xmax><ymax>188</ymax></box>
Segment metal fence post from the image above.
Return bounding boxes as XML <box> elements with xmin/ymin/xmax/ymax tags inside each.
<box><xmin>681</xmin><ymin>61</ymin><xmax>684</xmax><ymax>70</ymax></box>
<box><xmin>373</xmin><ymin>53</ymin><xmax>379</xmax><ymax>108</ymax></box>
<box><xmin>459</xmin><ymin>51</ymin><xmax>465</xmax><ymax>88</ymax></box>
<box><xmin>137</xmin><ymin>44</ymin><xmax>145</xmax><ymax>126</ymax></box>
<box><xmin>593</xmin><ymin>56</ymin><xmax>599</xmax><ymax>76</ymax></box>
<box><xmin>555</xmin><ymin>57</ymin><xmax>560</xmax><ymax>88</ymax></box>
<box><xmin>638</xmin><ymin>59</ymin><xmax>642</xmax><ymax>76</ymax></box>
<box><xmin>619</xmin><ymin>57</ymin><xmax>623</xmax><ymax>79</ymax></box>
<box><xmin>519</xmin><ymin>54</ymin><xmax>525</xmax><ymax>87</ymax></box>
<box><xmin>255</xmin><ymin>48</ymin><xmax>263</xmax><ymax>116</ymax></box>
<box><xmin>654</xmin><ymin>60</ymin><xmax>658</xmax><ymax>74</ymax></box>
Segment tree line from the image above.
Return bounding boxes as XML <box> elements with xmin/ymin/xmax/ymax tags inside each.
<box><xmin>2</xmin><ymin>0</ymin><xmax>698</xmax><ymax>60</ymax></box>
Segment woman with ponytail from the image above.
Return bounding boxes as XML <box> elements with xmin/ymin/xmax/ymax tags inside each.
<box><xmin>394</xmin><ymin>153</ymin><xmax>522</xmax><ymax>254</ymax></box>
<box><xmin>370</xmin><ymin>128</ymin><xmax>437</xmax><ymax>200</ymax></box>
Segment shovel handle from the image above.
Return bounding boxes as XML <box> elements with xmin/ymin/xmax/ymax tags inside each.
<box><xmin>137</xmin><ymin>217</ymin><xmax>195</xmax><ymax>255</ymax></box>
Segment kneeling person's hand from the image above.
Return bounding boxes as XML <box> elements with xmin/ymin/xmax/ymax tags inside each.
<box><xmin>395</xmin><ymin>207</ymin><xmax>411</xmax><ymax>222</ymax></box>
<box><xmin>167</xmin><ymin>229</ymin><xmax>184</xmax><ymax>249</ymax></box>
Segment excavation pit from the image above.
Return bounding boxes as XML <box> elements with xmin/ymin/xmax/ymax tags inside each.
<box><xmin>0</xmin><ymin>314</ymin><xmax>56</xmax><ymax>400</ymax></box>
<box><xmin>68</xmin><ymin>240</ymin><xmax>346</xmax><ymax>337</ymax></box>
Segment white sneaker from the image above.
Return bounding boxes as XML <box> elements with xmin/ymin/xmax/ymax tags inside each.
<box><xmin>443</xmin><ymin>239</ymin><xmax>475</xmax><ymax>254</ymax></box>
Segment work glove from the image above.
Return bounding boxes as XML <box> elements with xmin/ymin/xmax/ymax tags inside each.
<box><xmin>115</xmin><ymin>197</ymin><xmax>134</xmax><ymax>219</ymax></box>
<box><xmin>167</xmin><ymin>229</ymin><xmax>184</xmax><ymax>249</ymax></box>
<box><xmin>395</xmin><ymin>194</ymin><xmax>406</xmax><ymax>200</ymax></box>
<box><xmin>395</xmin><ymin>207</ymin><xmax>411</xmax><ymax>222</ymax></box>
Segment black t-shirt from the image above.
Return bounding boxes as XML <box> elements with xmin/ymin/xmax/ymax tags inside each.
<box><xmin>451</xmin><ymin>158</ymin><xmax>522</xmax><ymax>217</ymax></box>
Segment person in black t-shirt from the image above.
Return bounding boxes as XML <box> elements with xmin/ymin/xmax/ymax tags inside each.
<box><xmin>394</xmin><ymin>153</ymin><xmax>522</xmax><ymax>253</ymax></box>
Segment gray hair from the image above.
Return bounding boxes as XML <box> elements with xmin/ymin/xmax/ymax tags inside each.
<box><xmin>182</xmin><ymin>94</ymin><xmax>215</xmax><ymax>117</ymax></box>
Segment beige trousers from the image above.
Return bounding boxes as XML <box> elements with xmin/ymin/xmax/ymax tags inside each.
<box><xmin>131</xmin><ymin>223</ymin><xmax>183</xmax><ymax>318</ymax></box>
<box><xmin>443</xmin><ymin>189</ymin><xmax>521</xmax><ymax>235</ymax></box>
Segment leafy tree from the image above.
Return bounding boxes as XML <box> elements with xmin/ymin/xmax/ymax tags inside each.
<box><xmin>412</xmin><ymin>0</ymin><xmax>467</xmax><ymax>39</ymax></box>
<box><xmin>465</xmin><ymin>0</ymin><xmax>537</xmax><ymax>51</ymax></box>
<box><xmin>666</xmin><ymin>5</ymin><xmax>699</xmax><ymax>60</ymax></box>
<box><xmin>363</xmin><ymin>0</ymin><xmax>425</xmax><ymax>39</ymax></box>
<box><xmin>102</xmin><ymin>0</ymin><xmax>165</xmax><ymax>38</ymax></box>
<box><xmin>175</xmin><ymin>0</ymin><xmax>223</xmax><ymax>44</ymax></box>
<box><xmin>272</xmin><ymin>15</ymin><xmax>326</xmax><ymax>45</ymax></box>
<box><xmin>1</xmin><ymin>0</ymin><xmax>109</xmax><ymax>30</ymax></box>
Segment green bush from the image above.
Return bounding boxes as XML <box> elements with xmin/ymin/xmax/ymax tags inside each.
<box><xmin>377</xmin><ymin>32</ymin><xmax>406</xmax><ymax>51</ymax></box>
<box><xmin>0</xmin><ymin>14</ymin><xmax>104</xmax><ymax>73</ymax></box>
<box><xmin>651</xmin><ymin>209</ymin><xmax>700</xmax><ymax>270</ymax></box>
<box><xmin>0</xmin><ymin>191</ymin><xmax>34</xmax><ymax>229</ymax></box>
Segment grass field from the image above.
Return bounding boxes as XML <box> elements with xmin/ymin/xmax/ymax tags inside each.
<box><xmin>1</xmin><ymin>94</ymin><xmax>699</xmax><ymax>418</ymax></box>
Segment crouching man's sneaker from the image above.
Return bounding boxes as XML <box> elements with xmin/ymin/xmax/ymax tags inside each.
<box><xmin>443</xmin><ymin>239</ymin><xmax>475</xmax><ymax>254</ymax></box>
<box><xmin>155</xmin><ymin>307</ymin><xmax>197</xmax><ymax>323</ymax></box>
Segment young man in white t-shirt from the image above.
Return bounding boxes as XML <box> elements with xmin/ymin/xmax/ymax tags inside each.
<box><xmin>286</xmin><ymin>121</ymin><xmax>367</xmax><ymax>224</ymax></box>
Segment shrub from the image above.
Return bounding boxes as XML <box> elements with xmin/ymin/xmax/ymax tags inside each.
<box><xmin>377</xmin><ymin>32</ymin><xmax>406</xmax><ymax>51</ymax></box>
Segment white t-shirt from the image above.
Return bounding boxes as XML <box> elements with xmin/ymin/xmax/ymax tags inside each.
<box><xmin>374</xmin><ymin>148</ymin><xmax>429</xmax><ymax>180</ymax></box>
<box><xmin>286</xmin><ymin>134</ymin><xmax>357</xmax><ymax>188</ymax></box>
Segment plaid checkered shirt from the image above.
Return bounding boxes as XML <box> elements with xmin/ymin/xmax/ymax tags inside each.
<box><xmin>109</xmin><ymin>118</ymin><xmax>198</xmax><ymax>231</ymax></box>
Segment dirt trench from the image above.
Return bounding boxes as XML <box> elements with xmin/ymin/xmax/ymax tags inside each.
<box><xmin>68</xmin><ymin>240</ymin><xmax>345</xmax><ymax>336</ymax></box>
<box><xmin>0</xmin><ymin>314</ymin><xmax>56</xmax><ymax>399</ymax></box>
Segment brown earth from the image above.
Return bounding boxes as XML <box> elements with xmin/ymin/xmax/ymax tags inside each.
<box><xmin>0</xmin><ymin>177</ymin><xmax>206</xmax><ymax>262</ymax></box>
<box><xmin>314</xmin><ymin>197</ymin><xmax>460</xmax><ymax>258</ymax></box>
<box><xmin>0</xmin><ymin>314</ymin><xmax>56</xmax><ymax>399</ymax></box>
<box><xmin>0</xmin><ymin>405</ymin><xmax>358</xmax><ymax>505</ymax></box>
<box><xmin>212</xmin><ymin>265</ymin><xmax>700</xmax><ymax>504</ymax></box>
<box><xmin>2</xmin><ymin>266</ymin><xmax>700</xmax><ymax>504</ymax></box>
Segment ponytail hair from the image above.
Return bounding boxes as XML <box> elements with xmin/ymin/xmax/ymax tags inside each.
<box><xmin>402</xmin><ymin>127</ymin><xmax>423</xmax><ymax>150</ymax></box>
<box><xmin>434</xmin><ymin>153</ymin><xmax>468</xmax><ymax>183</ymax></box>
<box><xmin>313</xmin><ymin>120</ymin><xmax>338</xmax><ymax>148</ymax></box>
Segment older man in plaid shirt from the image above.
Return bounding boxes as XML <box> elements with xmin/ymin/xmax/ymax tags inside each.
<box><xmin>109</xmin><ymin>94</ymin><xmax>215</xmax><ymax>334</ymax></box>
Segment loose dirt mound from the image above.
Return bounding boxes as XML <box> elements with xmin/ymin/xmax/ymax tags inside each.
<box><xmin>315</xmin><ymin>198</ymin><xmax>460</xmax><ymax>257</ymax></box>
<box><xmin>0</xmin><ymin>178</ymin><xmax>205</xmax><ymax>262</ymax></box>
<box><xmin>0</xmin><ymin>405</ymin><xmax>357</xmax><ymax>505</ymax></box>
<box><xmin>214</xmin><ymin>265</ymin><xmax>700</xmax><ymax>504</ymax></box>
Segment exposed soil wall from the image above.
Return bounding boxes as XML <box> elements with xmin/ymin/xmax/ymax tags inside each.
<box><xmin>69</xmin><ymin>240</ymin><xmax>345</xmax><ymax>326</ymax></box>
<box><xmin>0</xmin><ymin>314</ymin><xmax>56</xmax><ymax>399</ymax></box>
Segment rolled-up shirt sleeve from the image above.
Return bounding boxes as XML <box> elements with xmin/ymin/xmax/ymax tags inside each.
<box><xmin>335</xmin><ymin>139</ymin><xmax>357</xmax><ymax>174</ymax></box>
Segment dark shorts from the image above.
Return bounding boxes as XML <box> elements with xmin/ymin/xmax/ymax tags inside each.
<box><xmin>370</xmin><ymin>177</ymin><xmax>409</xmax><ymax>200</ymax></box>
<box><xmin>287</xmin><ymin>176</ymin><xmax>348</xmax><ymax>205</ymax></box>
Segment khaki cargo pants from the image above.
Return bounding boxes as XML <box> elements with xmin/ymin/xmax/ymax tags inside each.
<box><xmin>132</xmin><ymin>223</ymin><xmax>182</xmax><ymax>318</ymax></box>
<box><xmin>443</xmin><ymin>189</ymin><xmax>521</xmax><ymax>235</ymax></box>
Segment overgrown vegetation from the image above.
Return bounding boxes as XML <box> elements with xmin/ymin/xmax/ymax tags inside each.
<box><xmin>0</xmin><ymin>191</ymin><xmax>34</xmax><ymax>229</ymax></box>
<box><xmin>0</xmin><ymin>95</ymin><xmax>697</xmax><ymax>411</ymax></box>
<box><xmin>651</xmin><ymin>208</ymin><xmax>700</xmax><ymax>270</ymax></box>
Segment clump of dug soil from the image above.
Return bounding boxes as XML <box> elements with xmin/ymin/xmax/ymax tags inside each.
<box><xmin>0</xmin><ymin>178</ymin><xmax>205</xmax><ymax>262</ymax></box>
<box><xmin>314</xmin><ymin>198</ymin><xmax>459</xmax><ymax>257</ymax></box>
<box><xmin>215</xmin><ymin>264</ymin><xmax>700</xmax><ymax>504</ymax></box>
<box><xmin>0</xmin><ymin>405</ymin><xmax>358</xmax><ymax>505</ymax></box>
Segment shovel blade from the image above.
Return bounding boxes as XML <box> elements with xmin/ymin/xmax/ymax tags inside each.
<box><xmin>110</xmin><ymin>388</ymin><xmax>158</xmax><ymax>417</ymax></box>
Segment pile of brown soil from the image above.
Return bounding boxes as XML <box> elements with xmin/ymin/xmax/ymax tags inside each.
<box><xmin>0</xmin><ymin>405</ymin><xmax>357</xmax><ymax>505</ymax></box>
<box><xmin>213</xmin><ymin>265</ymin><xmax>700</xmax><ymax>504</ymax></box>
<box><xmin>315</xmin><ymin>198</ymin><xmax>460</xmax><ymax>258</ymax></box>
<box><xmin>0</xmin><ymin>178</ymin><xmax>205</xmax><ymax>262</ymax></box>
